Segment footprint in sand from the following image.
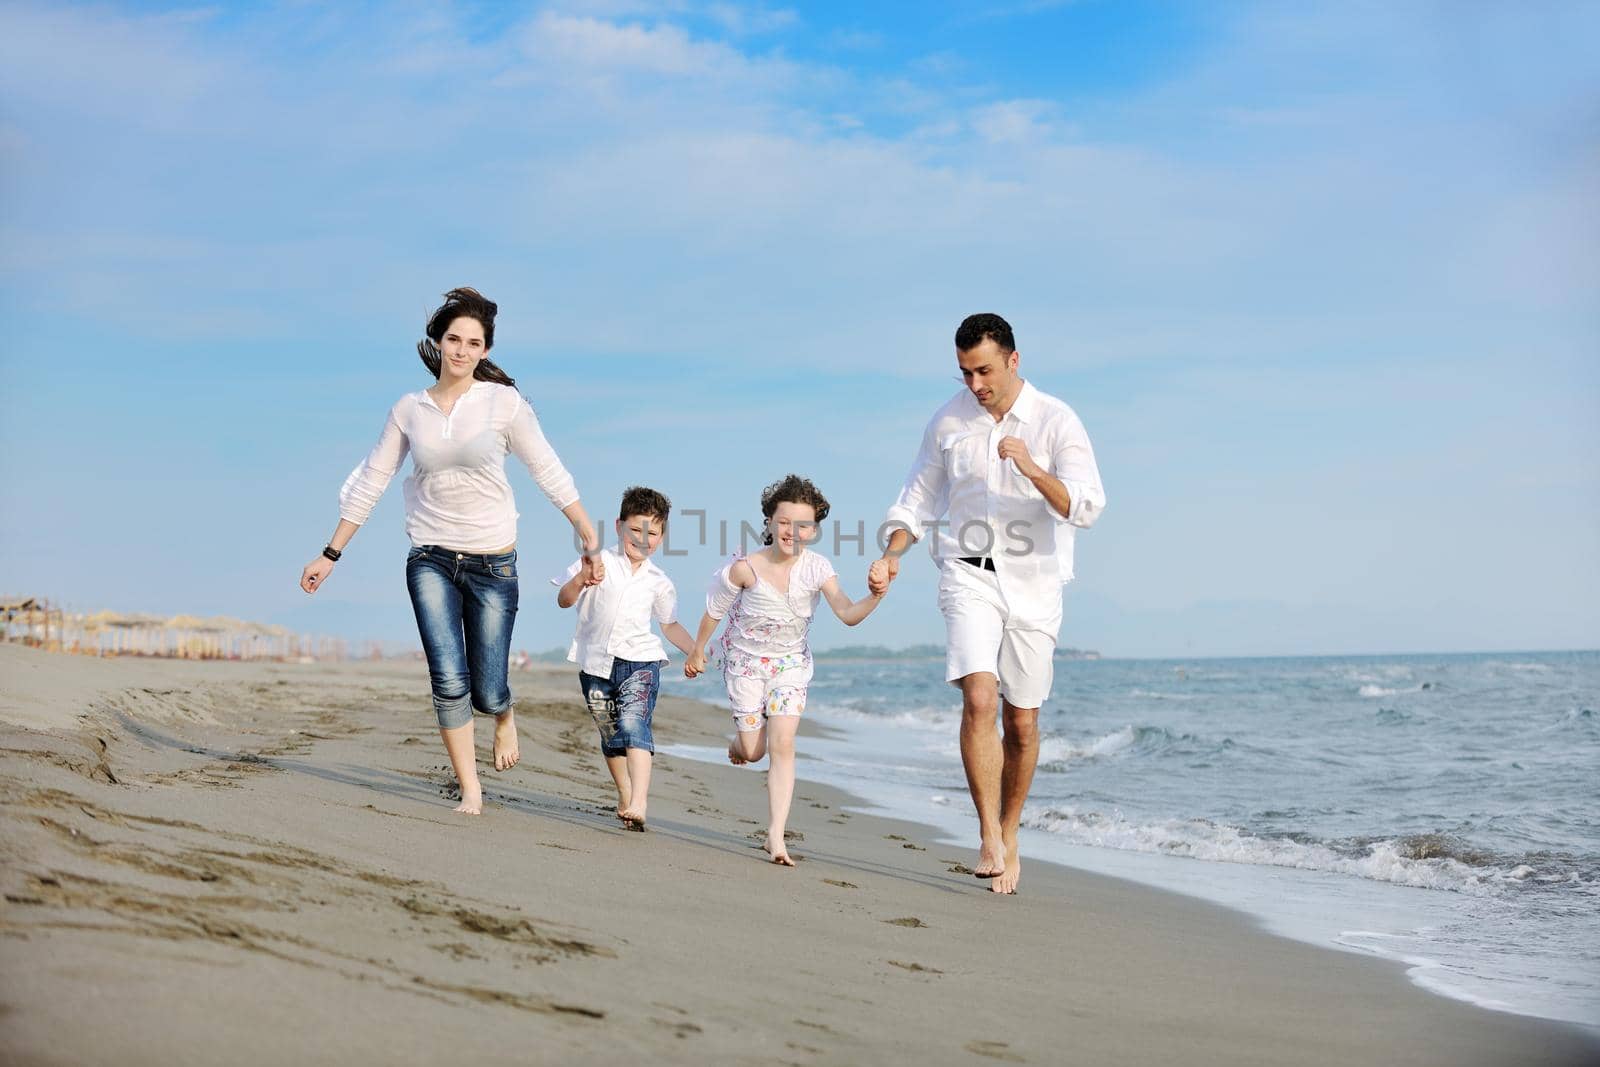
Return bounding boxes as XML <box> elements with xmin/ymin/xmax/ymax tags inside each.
<box><xmin>650</xmin><ymin>1018</ymin><xmax>703</xmax><ymax>1039</ymax></box>
<box><xmin>822</xmin><ymin>879</ymin><xmax>858</xmax><ymax>889</ymax></box>
<box><xmin>965</xmin><ymin>1040</ymin><xmax>1024</xmax><ymax>1062</ymax></box>
<box><xmin>887</xmin><ymin>959</ymin><xmax>943</xmax><ymax>974</ymax></box>
<box><xmin>748</xmin><ymin>828</ymin><xmax>804</xmax><ymax>842</ymax></box>
<box><xmin>883</xmin><ymin>916</ymin><xmax>928</xmax><ymax>928</ymax></box>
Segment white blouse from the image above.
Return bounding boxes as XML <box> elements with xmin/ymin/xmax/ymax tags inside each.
<box><xmin>706</xmin><ymin>550</ymin><xmax>837</xmax><ymax>659</ymax></box>
<box><xmin>339</xmin><ymin>381</ymin><xmax>579</xmax><ymax>552</ymax></box>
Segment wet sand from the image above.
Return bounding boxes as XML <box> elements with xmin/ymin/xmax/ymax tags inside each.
<box><xmin>1</xmin><ymin>643</ymin><xmax>1594</xmax><ymax>1065</ymax></box>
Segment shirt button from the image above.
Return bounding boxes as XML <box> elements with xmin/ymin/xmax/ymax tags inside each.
<box><xmin>457</xmin><ymin>554</ymin><xmax>464</xmax><ymax>560</ymax></box>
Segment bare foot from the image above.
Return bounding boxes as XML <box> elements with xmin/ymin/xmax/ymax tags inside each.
<box><xmin>492</xmin><ymin>712</ymin><xmax>520</xmax><ymax>771</ymax></box>
<box><xmin>991</xmin><ymin>849</ymin><xmax>1020</xmax><ymax>895</ymax></box>
<box><xmin>614</xmin><ymin>791</ymin><xmax>631</xmax><ymax>820</ymax></box>
<box><xmin>619</xmin><ymin>803</ymin><xmax>647</xmax><ymax>831</ymax></box>
<box><xmin>727</xmin><ymin>740</ymin><xmax>749</xmax><ymax>766</ymax></box>
<box><xmin>974</xmin><ymin>838</ymin><xmax>1005</xmax><ymax>878</ymax></box>
<box><xmin>454</xmin><ymin>780</ymin><xmax>483</xmax><ymax>816</ymax></box>
<box><xmin>768</xmin><ymin>831</ymin><xmax>796</xmax><ymax>866</ymax></box>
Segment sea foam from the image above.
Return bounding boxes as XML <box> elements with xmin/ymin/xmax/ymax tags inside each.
<box><xmin>1018</xmin><ymin>807</ymin><xmax>1572</xmax><ymax>896</ymax></box>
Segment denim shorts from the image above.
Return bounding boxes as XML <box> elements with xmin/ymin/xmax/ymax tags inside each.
<box><xmin>578</xmin><ymin>658</ymin><xmax>663</xmax><ymax>757</ymax></box>
<box><xmin>405</xmin><ymin>545</ymin><xmax>519</xmax><ymax>729</ymax></box>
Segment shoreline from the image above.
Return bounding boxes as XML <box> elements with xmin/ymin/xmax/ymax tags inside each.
<box><xmin>671</xmin><ymin>732</ymin><xmax>1589</xmax><ymax>1030</ymax></box>
<box><xmin>1</xmin><ymin>644</ymin><xmax>1595</xmax><ymax>1065</ymax></box>
<box><xmin>718</xmin><ymin>651</ymin><xmax>1600</xmax><ymax>1030</ymax></box>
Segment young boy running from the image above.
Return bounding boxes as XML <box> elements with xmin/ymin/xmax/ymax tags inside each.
<box><xmin>554</xmin><ymin>487</ymin><xmax>695</xmax><ymax>829</ymax></box>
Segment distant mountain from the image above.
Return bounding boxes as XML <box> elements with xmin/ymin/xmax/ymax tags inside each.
<box><xmin>814</xmin><ymin>643</ymin><xmax>945</xmax><ymax>661</ymax></box>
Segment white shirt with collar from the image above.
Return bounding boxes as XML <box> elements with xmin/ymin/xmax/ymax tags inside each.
<box><xmin>884</xmin><ymin>379</ymin><xmax>1106</xmax><ymax>628</ymax></box>
<box><xmin>338</xmin><ymin>381</ymin><xmax>580</xmax><ymax>553</ymax></box>
<box><xmin>551</xmin><ymin>545</ymin><xmax>679</xmax><ymax>676</ymax></box>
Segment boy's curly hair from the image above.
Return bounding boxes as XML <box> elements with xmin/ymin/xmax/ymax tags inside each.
<box><xmin>759</xmin><ymin>474</ymin><xmax>829</xmax><ymax>546</ymax></box>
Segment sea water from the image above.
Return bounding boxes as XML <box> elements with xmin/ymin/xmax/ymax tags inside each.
<box><xmin>663</xmin><ymin>650</ymin><xmax>1599</xmax><ymax>1027</ymax></box>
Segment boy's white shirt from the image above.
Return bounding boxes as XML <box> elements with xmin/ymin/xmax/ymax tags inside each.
<box><xmin>550</xmin><ymin>544</ymin><xmax>678</xmax><ymax>675</ymax></box>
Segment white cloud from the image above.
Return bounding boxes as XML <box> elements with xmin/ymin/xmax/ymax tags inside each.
<box><xmin>0</xmin><ymin>2</ymin><xmax>228</xmax><ymax>127</ymax></box>
<box><xmin>704</xmin><ymin>3</ymin><xmax>798</xmax><ymax>36</ymax></box>
<box><xmin>519</xmin><ymin>12</ymin><xmax>724</xmax><ymax>76</ymax></box>
<box><xmin>970</xmin><ymin>98</ymin><xmax>1060</xmax><ymax>144</ymax></box>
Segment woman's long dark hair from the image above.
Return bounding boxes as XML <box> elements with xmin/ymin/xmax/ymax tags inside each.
<box><xmin>417</xmin><ymin>287</ymin><xmax>517</xmax><ymax>387</ymax></box>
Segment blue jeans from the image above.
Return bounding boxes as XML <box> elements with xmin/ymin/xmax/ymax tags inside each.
<box><xmin>405</xmin><ymin>545</ymin><xmax>519</xmax><ymax>729</ymax></box>
<box><xmin>579</xmin><ymin>659</ymin><xmax>662</xmax><ymax>757</ymax></box>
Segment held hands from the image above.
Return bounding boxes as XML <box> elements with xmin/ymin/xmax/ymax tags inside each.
<box><xmin>300</xmin><ymin>557</ymin><xmax>333</xmax><ymax>594</ymax></box>
<box><xmin>870</xmin><ymin>559</ymin><xmax>896</xmax><ymax>601</ymax></box>
<box><xmin>867</xmin><ymin>556</ymin><xmax>898</xmax><ymax>597</ymax></box>
<box><xmin>997</xmin><ymin>436</ymin><xmax>1043</xmax><ymax>479</ymax></box>
<box><xmin>576</xmin><ymin>521</ymin><xmax>606</xmax><ymax>583</ymax></box>
<box><xmin>684</xmin><ymin>647</ymin><xmax>708</xmax><ymax>679</ymax></box>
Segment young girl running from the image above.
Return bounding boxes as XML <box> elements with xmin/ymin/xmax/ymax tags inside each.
<box><xmin>299</xmin><ymin>287</ymin><xmax>601</xmax><ymax>816</ymax></box>
<box><xmin>684</xmin><ymin>475</ymin><xmax>883</xmax><ymax>865</ymax></box>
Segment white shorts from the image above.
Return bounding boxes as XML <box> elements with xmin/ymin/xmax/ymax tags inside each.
<box><xmin>938</xmin><ymin>560</ymin><xmax>1058</xmax><ymax>709</ymax></box>
<box><xmin>724</xmin><ymin>650</ymin><xmax>813</xmax><ymax>732</ymax></box>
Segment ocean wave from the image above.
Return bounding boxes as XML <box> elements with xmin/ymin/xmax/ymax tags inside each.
<box><xmin>1549</xmin><ymin>707</ymin><xmax>1595</xmax><ymax>732</ymax></box>
<box><xmin>1033</xmin><ymin>725</ymin><xmax>1224</xmax><ymax>770</ymax></box>
<box><xmin>1358</xmin><ymin>682</ymin><xmax>1438</xmax><ymax>697</ymax></box>
<box><xmin>1020</xmin><ymin>807</ymin><xmax>1593</xmax><ymax>895</ymax></box>
<box><xmin>1038</xmin><ymin>726</ymin><xmax>1138</xmax><ymax>763</ymax></box>
<box><xmin>809</xmin><ymin>702</ymin><xmax>960</xmax><ymax>733</ymax></box>
<box><xmin>1127</xmin><ymin>688</ymin><xmax>1199</xmax><ymax>701</ymax></box>
<box><xmin>1347</xmin><ymin>665</ymin><xmax>1417</xmax><ymax>683</ymax></box>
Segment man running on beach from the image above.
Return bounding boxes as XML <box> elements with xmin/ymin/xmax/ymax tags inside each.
<box><xmin>868</xmin><ymin>313</ymin><xmax>1105</xmax><ymax>895</ymax></box>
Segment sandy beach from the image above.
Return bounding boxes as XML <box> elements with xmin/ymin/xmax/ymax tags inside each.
<box><xmin>0</xmin><ymin>642</ymin><xmax>1594</xmax><ymax>1066</ymax></box>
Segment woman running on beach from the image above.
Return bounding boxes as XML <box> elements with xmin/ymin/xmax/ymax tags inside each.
<box><xmin>299</xmin><ymin>287</ymin><xmax>601</xmax><ymax>815</ymax></box>
<box><xmin>684</xmin><ymin>475</ymin><xmax>884</xmax><ymax>864</ymax></box>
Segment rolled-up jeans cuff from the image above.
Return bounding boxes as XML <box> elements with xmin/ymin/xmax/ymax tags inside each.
<box><xmin>434</xmin><ymin>692</ymin><xmax>474</xmax><ymax>730</ymax></box>
<box><xmin>481</xmin><ymin>697</ymin><xmax>513</xmax><ymax>718</ymax></box>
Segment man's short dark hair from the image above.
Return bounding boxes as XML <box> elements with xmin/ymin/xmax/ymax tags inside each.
<box><xmin>619</xmin><ymin>486</ymin><xmax>670</xmax><ymax>524</ymax></box>
<box><xmin>955</xmin><ymin>313</ymin><xmax>1015</xmax><ymax>354</ymax></box>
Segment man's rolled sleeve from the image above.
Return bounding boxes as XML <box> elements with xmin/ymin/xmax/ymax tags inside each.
<box><xmin>1052</xmin><ymin>417</ymin><xmax>1106</xmax><ymax>529</ymax></box>
<box><xmin>1059</xmin><ymin>478</ymin><xmax>1104</xmax><ymax>528</ymax></box>
<box><xmin>884</xmin><ymin>423</ymin><xmax>947</xmax><ymax>541</ymax></box>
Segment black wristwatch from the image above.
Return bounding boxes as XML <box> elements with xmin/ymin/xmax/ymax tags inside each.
<box><xmin>322</xmin><ymin>545</ymin><xmax>342</xmax><ymax>562</ymax></box>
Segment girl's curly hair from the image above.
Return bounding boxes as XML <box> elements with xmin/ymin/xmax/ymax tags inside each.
<box><xmin>759</xmin><ymin>474</ymin><xmax>830</xmax><ymax>546</ymax></box>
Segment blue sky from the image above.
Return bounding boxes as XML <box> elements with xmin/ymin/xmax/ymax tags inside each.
<box><xmin>1</xmin><ymin>0</ymin><xmax>1595</xmax><ymax>658</ymax></box>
